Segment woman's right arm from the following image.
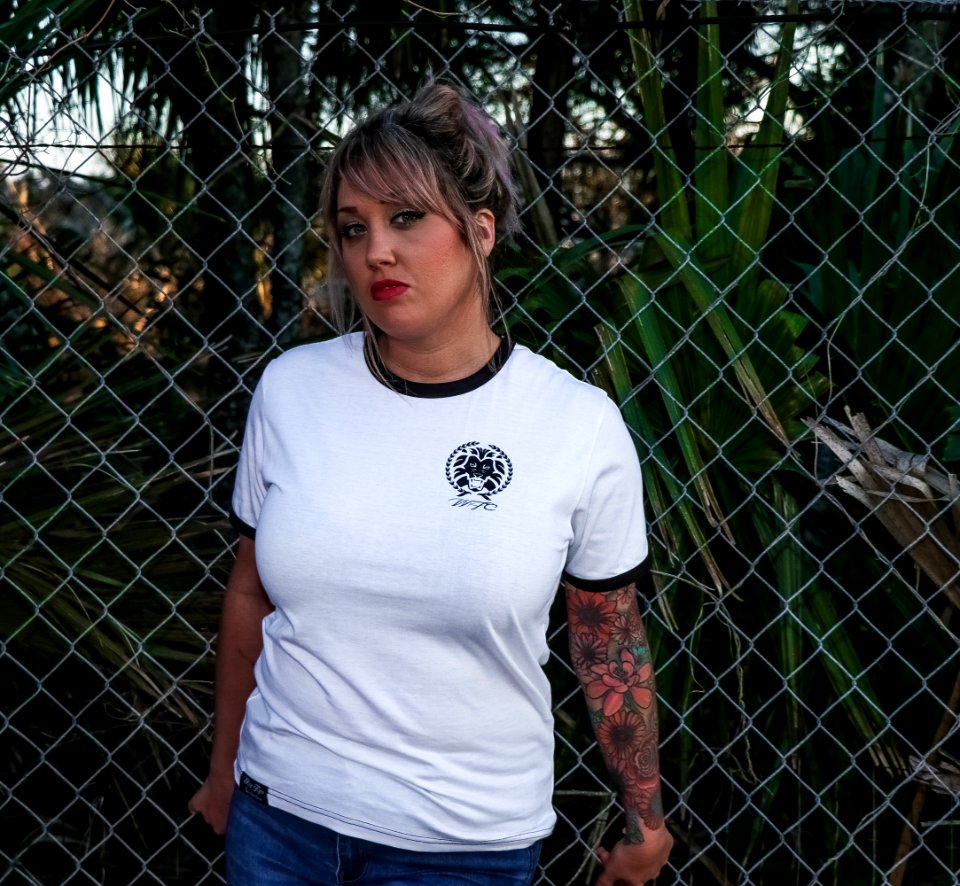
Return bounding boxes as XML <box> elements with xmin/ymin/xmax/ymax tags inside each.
<box><xmin>188</xmin><ymin>536</ymin><xmax>273</xmax><ymax>834</ymax></box>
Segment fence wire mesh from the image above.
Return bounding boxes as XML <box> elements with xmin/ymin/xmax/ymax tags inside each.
<box><xmin>2</xmin><ymin>1</ymin><xmax>960</xmax><ymax>883</ymax></box>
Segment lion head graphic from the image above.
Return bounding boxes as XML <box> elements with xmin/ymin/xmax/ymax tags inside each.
<box><xmin>446</xmin><ymin>442</ymin><xmax>513</xmax><ymax>500</ymax></box>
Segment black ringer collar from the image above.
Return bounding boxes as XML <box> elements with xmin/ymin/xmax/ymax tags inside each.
<box><xmin>373</xmin><ymin>337</ymin><xmax>515</xmax><ymax>399</ymax></box>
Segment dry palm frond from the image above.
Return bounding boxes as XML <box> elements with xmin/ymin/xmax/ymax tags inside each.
<box><xmin>909</xmin><ymin>752</ymin><xmax>960</xmax><ymax>795</ymax></box>
<box><xmin>804</xmin><ymin>408</ymin><xmax>960</xmax><ymax>885</ymax></box>
<box><xmin>803</xmin><ymin>408</ymin><xmax>960</xmax><ymax>611</ymax></box>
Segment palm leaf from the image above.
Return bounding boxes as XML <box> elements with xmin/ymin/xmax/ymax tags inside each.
<box><xmin>728</xmin><ymin>1</ymin><xmax>799</xmax><ymax>287</ymax></box>
<box><xmin>623</xmin><ymin>0</ymin><xmax>692</xmax><ymax>241</ymax></box>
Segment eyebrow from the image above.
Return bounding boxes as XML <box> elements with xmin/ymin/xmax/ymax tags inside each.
<box><xmin>337</xmin><ymin>198</ymin><xmax>404</xmax><ymax>214</ymax></box>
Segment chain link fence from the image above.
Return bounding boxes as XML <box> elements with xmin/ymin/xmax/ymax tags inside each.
<box><xmin>3</xmin><ymin>1</ymin><xmax>960</xmax><ymax>883</ymax></box>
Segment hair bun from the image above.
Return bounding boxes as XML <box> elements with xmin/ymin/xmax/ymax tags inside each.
<box><xmin>401</xmin><ymin>83</ymin><xmax>519</xmax><ymax>240</ymax></box>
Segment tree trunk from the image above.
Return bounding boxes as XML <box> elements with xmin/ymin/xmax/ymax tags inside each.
<box><xmin>526</xmin><ymin>22</ymin><xmax>573</xmax><ymax>238</ymax></box>
<box><xmin>168</xmin><ymin>7</ymin><xmax>262</xmax><ymax>434</ymax></box>
<box><xmin>263</xmin><ymin>3</ymin><xmax>313</xmax><ymax>344</ymax></box>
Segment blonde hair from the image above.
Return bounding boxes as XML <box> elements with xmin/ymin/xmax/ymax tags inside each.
<box><xmin>320</xmin><ymin>83</ymin><xmax>518</xmax><ymax>362</ymax></box>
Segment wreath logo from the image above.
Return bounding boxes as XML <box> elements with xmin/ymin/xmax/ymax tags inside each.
<box><xmin>445</xmin><ymin>442</ymin><xmax>513</xmax><ymax>502</ymax></box>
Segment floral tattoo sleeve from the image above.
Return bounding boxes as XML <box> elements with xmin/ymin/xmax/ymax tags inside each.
<box><xmin>564</xmin><ymin>581</ymin><xmax>665</xmax><ymax>843</ymax></box>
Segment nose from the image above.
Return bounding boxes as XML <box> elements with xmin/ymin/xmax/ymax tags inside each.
<box><xmin>365</xmin><ymin>225</ymin><xmax>396</xmax><ymax>269</ymax></box>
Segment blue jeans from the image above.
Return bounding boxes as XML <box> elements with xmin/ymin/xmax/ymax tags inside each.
<box><xmin>225</xmin><ymin>788</ymin><xmax>543</xmax><ymax>886</ymax></box>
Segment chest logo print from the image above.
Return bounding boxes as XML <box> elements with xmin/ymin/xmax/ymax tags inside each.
<box><xmin>446</xmin><ymin>442</ymin><xmax>513</xmax><ymax>509</ymax></box>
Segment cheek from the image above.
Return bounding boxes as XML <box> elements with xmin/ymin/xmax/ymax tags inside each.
<box><xmin>433</xmin><ymin>240</ymin><xmax>477</xmax><ymax>287</ymax></box>
<box><xmin>339</xmin><ymin>248</ymin><xmax>364</xmax><ymax>289</ymax></box>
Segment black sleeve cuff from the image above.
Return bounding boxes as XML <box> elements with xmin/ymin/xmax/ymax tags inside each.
<box><xmin>562</xmin><ymin>555</ymin><xmax>651</xmax><ymax>593</ymax></box>
<box><xmin>229</xmin><ymin>509</ymin><xmax>256</xmax><ymax>539</ymax></box>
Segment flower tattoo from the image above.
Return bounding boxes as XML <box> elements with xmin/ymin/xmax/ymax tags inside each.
<box><xmin>565</xmin><ymin>580</ymin><xmax>665</xmax><ymax>839</ymax></box>
<box><xmin>566</xmin><ymin>587</ymin><xmax>618</xmax><ymax>638</ymax></box>
<box><xmin>596</xmin><ymin>709</ymin><xmax>646</xmax><ymax>765</ymax></box>
<box><xmin>633</xmin><ymin>732</ymin><xmax>660</xmax><ymax>779</ymax></box>
<box><xmin>586</xmin><ymin>648</ymin><xmax>653</xmax><ymax>716</ymax></box>
<box><xmin>571</xmin><ymin>632</ymin><xmax>607</xmax><ymax>673</ymax></box>
<box><xmin>611</xmin><ymin>610</ymin><xmax>645</xmax><ymax>646</ymax></box>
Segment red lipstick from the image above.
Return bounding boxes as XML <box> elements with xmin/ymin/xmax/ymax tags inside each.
<box><xmin>370</xmin><ymin>279</ymin><xmax>409</xmax><ymax>301</ymax></box>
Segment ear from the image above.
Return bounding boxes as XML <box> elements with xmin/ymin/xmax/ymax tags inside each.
<box><xmin>474</xmin><ymin>209</ymin><xmax>496</xmax><ymax>257</ymax></box>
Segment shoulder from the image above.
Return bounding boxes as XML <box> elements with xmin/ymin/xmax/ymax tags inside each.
<box><xmin>255</xmin><ymin>333</ymin><xmax>364</xmax><ymax>392</ymax></box>
<box><xmin>265</xmin><ymin>333</ymin><xmax>363</xmax><ymax>378</ymax></box>
<box><xmin>502</xmin><ymin>347</ymin><xmax>637</xmax><ymax>466</ymax></box>
<box><xmin>505</xmin><ymin>344</ymin><xmax>614</xmax><ymax>417</ymax></box>
<box><xmin>246</xmin><ymin>334</ymin><xmax>365</xmax><ymax>421</ymax></box>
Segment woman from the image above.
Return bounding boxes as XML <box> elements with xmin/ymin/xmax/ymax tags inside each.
<box><xmin>189</xmin><ymin>83</ymin><xmax>673</xmax><ymax>886</ymax></box>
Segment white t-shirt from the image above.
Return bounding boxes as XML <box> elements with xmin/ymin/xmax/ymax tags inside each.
<box><xmin>230</xmin><ymin>333</ymin><xmax>648</xmax><ymax>851</ymax></box>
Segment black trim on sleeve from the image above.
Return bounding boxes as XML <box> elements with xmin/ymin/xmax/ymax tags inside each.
<box><xmin>229</xmin><ymin>509</ymin><xmax>256</xmax><ymax>539</ymax></box>
<box><xmin>562</xmin><ymin>555</ymin><xmax>651</xmax><ymax>593</ymax></box>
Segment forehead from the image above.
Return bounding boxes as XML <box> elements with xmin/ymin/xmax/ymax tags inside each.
<box><xmin>335</xmin><ymin>181</ymin><xmax>390</xmax><ymax>213</ymax></box>
<box><xmin>334</xmin><ymin>155</ymin><xmax>450</xmax><ymax>213</ymax></box>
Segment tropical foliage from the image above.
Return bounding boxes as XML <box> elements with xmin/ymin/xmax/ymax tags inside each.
<box><xmin>514</xmin><ymin>2</ymin><xmax>960</xmax><ymax>881</ymax></box>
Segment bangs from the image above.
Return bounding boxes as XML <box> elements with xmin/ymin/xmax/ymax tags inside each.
<box><xmin>334</xmin><ymin>129</ymin><xmax>458</xmax><ymax>227</ymax></box>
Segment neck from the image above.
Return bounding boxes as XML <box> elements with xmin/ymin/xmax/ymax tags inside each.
<box><xmin>378</xmin><ymin>328</ymin><xmax>502</xmax><ymax>383</ymax></box>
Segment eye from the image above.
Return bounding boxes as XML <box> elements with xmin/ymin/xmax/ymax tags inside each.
<box><xmin>392</xmin><ymin>209</ymin><xmax>425</xmax><ymax>227</ymax></box>
<box><xmin>338</xmin><ymin>222</ymin><xmax>365</xmax><ymax>241</ymax></box>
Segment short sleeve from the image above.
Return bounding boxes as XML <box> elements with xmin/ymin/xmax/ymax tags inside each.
<box><xmin>230</xmin><ymin>375</ymin><xmax>269</xmax><ymax>539</ymax></box>
<box><xmin>562</xmin><ymin>396</ymin><xmax>649</xmax><ymax>592</ymax></box>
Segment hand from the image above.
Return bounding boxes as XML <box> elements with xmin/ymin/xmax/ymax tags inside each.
<box><xmin>187</xmin><ymin>772</ymin><xmax>235</xmax><ymax>834</ymax></box>
<box><xmin>594</xmin><ymin>825</ymin><xmax>673</xmax><ymax>886</ymax></box>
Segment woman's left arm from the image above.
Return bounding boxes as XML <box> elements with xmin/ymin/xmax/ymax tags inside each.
<box><xmin>564</xmin><ymin>580</ymin><xmax>673</xmax><ymax>886</ymax></box>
